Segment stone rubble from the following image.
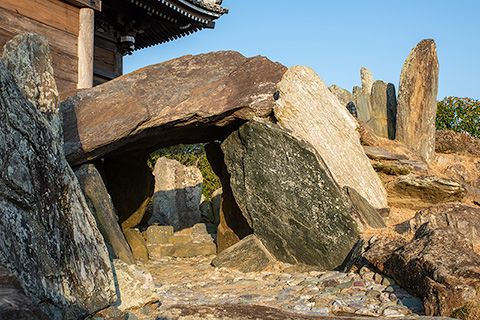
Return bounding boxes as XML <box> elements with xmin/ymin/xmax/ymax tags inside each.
<box><xmin>143</xmin><ymin>255</ymin><xmax>426</xmax><ymax>319</ymax></box>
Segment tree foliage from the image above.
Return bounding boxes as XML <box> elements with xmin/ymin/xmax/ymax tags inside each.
<box><xmin>148</xmin><ymin>144</ymin><xmax>221</xmax><ymax>200</ymax></box>
<box><xmin>436</xmin><ymin>96</ymin><xmax>480</xmax><ymax>138</ymax></box>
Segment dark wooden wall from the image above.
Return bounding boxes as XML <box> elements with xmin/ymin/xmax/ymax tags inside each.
<box><xmin>0</xmin><ymin>0</ymin><xmax>79</xmax><ymax>100</ymax></box>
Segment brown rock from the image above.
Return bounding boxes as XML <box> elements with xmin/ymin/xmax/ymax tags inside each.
<box><xmin>396</xmin><ymin>39</ymin><xmax>439</xmax><ymax>163</ymax></box>
<box><xmin>363</xmin><ymin>146</ymin><xmax>408</xmax><ymax>161</ymax></box>
<box><xmin>363</xmin><ymin>226</ymin><xmax>480</xmax><ymax>316</ymax></box>
<box><xmin>410</xmin><ymin>202</ymin><xmax>480</xmax><ymax>249</ymax></box>
<box><xmin>123</xmin><ymin>228</ymin><xmax>149</xmax><ymax>262</ymax></box>
<box><xmin>145</xmin><ymin>225</ymin><xmax>174</xmax><ymax>244</ymax></box>
<box><xmin>435</xmin><ymin>129</ymin><xmax>480</xmax><ymax>156</ymax></box>
<box><xmin>60</xmin><ymin>51</ymin><xmax>287</xmax><ymax>165</ymax></box>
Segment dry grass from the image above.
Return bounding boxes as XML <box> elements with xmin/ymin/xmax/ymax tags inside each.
<box><xmin>451</xmin><ymin>290</ymin><xmax>480</xmax><ymax>320</ymax></box>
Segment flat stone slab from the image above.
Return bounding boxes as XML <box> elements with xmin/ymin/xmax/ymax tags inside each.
<box><xmin>363</xmin><ymin>146</ymin><xmax>408</xmax><ymax>161</ymax></box>
<box><xmin>148</xmin><ymin>242</ymin><xmax>216</xmax><ymax>258</ymax></box>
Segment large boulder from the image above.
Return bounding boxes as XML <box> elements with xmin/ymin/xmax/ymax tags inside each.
<box><xmin>60</xmin><ymin>51</ymin><xmax>287</xmax><ymax>165</ymax></box>
<box><xmin>396</xmin><ymin>39</ymin><xmax>439</xmax><ymax>163</ymax></box>
<box><xmin>74</xmin><ymin>163</ymin><xmax>136</xmax><ymax>264</ymax></box>
<box><xmin>0</xmin><ymin>41</ymin><xmax>115</xmax><ymax>318</ymax></box>
<box><xmin>362</xmin><ymin>226</ymin><xmax>480</xmax><ymax>316</ymax></box>
<box><xmin>274</xmin><ymin>65</ymin><xmax>387</xmax><ymax>209</ymax></box>
<box><xmin>221</xmin><ymin>118</ymin><xmax>363</xmax><ymax>270</ymax></box>
<box><xmin>149</xmin><ymin>157</ymin><xmax>203</xmax><ymax>231</ymax></box>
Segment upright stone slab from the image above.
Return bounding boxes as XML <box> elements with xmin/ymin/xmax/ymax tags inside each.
<box><xmin>149</xmin><ymin>157</ymin><xmax>203</xmax><ymax>231</ymax></box>
<box><xmin>274</xmin><ymin>66</ymin><xmax>387</xmax><ymax>209</ymax></box>
<box><xmin>396</xmin><ymin>39</ymin><xmax>439</xmax><ymax>163</ymax></box>
<box><xmin>369</xmin><ymin>80</ymin><xmax>389</xmax><ymax>138</ymax></box>
<box><xmin>74</xmin><ymin>164</ymin><xmax>136</xmax><ymax>265</ymax></box>
<box><xmin>0</xmin><ymin>53</ymin><xmax>115</xmax><ymax>319</ymax></box>
<box><xmin>221</xmin><ymin>119</ymin><xmax>362</xmax><ymax>270</ymax></box>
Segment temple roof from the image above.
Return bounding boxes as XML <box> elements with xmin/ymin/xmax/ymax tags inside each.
<box><xmin>98</xmin><ymin>0</ymin><xmax>228</xmax><ymax>52</ymax></box>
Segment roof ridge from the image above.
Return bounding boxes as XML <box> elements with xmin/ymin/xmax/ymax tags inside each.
<box><xmin>184</xmin><ymin>0</ymin><xmax>229</xmax><ymax>14</ymax></box>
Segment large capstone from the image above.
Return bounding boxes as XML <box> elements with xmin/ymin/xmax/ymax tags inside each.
<box><xmin>221</xmin><ymin>118</ymin><xmax>362</xmax><ymax>270</ymax></box>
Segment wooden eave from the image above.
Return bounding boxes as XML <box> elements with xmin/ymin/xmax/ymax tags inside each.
<box><xmin>126</xmin><ymin>0</ymin><xmax>227</xmax><ymax>50</ymax></box>
<box><xmin>61</xmin><ymin>0</ymin><xmax>102</xmax><ymax>11</ymax></box>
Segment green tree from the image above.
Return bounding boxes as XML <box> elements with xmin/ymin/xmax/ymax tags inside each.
<box><xmin>436</xmin><ymin>96</ymin><xmax>480</xmax><ymax>138</ymax></box>
<box><xmin>148</xmin><ymin>144</ymin><xmax>221</xmax><ymax>200</ymax></box>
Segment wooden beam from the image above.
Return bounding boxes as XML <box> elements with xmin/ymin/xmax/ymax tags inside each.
<box><xmin>93</xmin><ymin>65</ymin><xmax>121</xmax><ymax>81</ymax></box>
<box><xmin>77</xmin><ymin>8</ymin><xmax>94</xmax><ymax>89</ymax></box>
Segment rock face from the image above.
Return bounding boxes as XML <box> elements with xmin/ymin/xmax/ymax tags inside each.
<box><xmin>274</xmin><ymin>65</ymin><xmax>387</xmax><ymax>209</ymax></box>
<box><xmin>410</xmin><ymin>202</ymin><xmax>480</xmax><ymax>249</ymax></box>
<box><xmin>0</xmin><ymin>44</ymin><xmax>115</xmax><ymax>318</ymax></box>
<box><xmin>0</xmin><ymin>265</ymin><xmax>49</xmax><ymax>320</ymax></box>
<box><xmin>149</xmin><ymin>157</ymin><xmax>203</xmax><ymax>231</ymax></box>
<box><xmin>60</xmin><ymin>51</ymin><xmax>287</xmax><ymax>165</ymax></box>
<box><xmin>112</xmin><ymin>260</ymin><xmax>158</xmax><ymax>311</ymax></box>
<box><xmin>363</xmin><ymin>226</ymin><xmax>480</xmax><ymax>316</ymax></box>
<box><xmin>212</xmin><ymin>235</ymin><xmax>277</xmax><ymax>273</ymax></box>
<box><xmin>123</xmin><ymin>228</ymin><xmax>149</xmax><ymax>262</ymax></box>
<box><xmin>396</xmin><ymin>39</ymin><xmax>439</xmax><ymax>163</ymax></box>
<box><xmin>74</xmin><ymin>164</ymin><xmax>136</xmax><ymax>264</ymax></box>
<box><xmin>221</xmin><ymin>119</ymin><xmax>362</xmax><ymax>270</ymax></box>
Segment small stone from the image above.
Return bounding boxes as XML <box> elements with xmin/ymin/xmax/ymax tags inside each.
<box><xmin>362</xmin><ymin>272</ymin><xmax>375</xmax><ymax>281</ymax></box>
<box><xmin>336</xmin><ymin>281</ymin><xmax>352</xmax><ymax>290</ymax></box>
<box><xmin>355</xmin><ymin>304</ymin><xmax>381</xmax><ymax>316</ymax></box>
<box><xmin>382</xmin><ymin>307</ymin><xmax>405</xmax><ymax>317</ymax></box>
<box><xmin>374</xmin><ymin>273</ymin><xmax>383</xmax><ymax>284</ymax></box>
<box><xmin>353</xmin><ymin>280</ymin><xmax>366</xmax><ymax>288</ymax></box>
<box><xmin>366</xmin><ymin>289</ymin><xmax>381</xmax><ymax>298</ymax></box>
<box><xmin>382</xmin><ymin>276</ymin><xmax>396</xmax><ymax>286</ymax></box>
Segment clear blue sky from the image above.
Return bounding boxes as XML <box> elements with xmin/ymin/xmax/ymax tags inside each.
<box><xmin>124</xmin><ymin>0</ymin><xmax>479</xmax><ymax>100</ymax></box>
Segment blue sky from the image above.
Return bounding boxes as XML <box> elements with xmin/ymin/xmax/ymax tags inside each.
<box><xmin>124</xmin><ymin>0</ymin><xmax>479</xmax><ymax>100</ymax></box>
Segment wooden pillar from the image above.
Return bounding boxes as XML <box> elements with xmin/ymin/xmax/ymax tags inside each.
<box><xmin>77</xmin><ymin>8</ymin><xmax>94</xmax><ymax>89</ymax></box>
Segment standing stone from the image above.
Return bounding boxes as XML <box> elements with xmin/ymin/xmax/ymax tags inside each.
<box><xmin>396</xmin><ymin>39</ymin><xmax>439</xmax><ymax>163</ymax></box>
<box><xmin>274</xmin><ymin>66</ymin><xmax>387</xmax><ymax>209</ymax></box>
<box><xmin>2</xmin><ymin>33</ymin><xmax>61</xmax><ymax>138</ymax></box>
<box><xmin>353</xmin><ymin>85</ymin><xmax>372</xmax><ymax>123</ymax></box>
<box><xmin>328</xmin><ymin>84</ymin><xmax>354</xmax><ymax>107</ymax></box>
<box><xmin>369</xmin><ymin>80</ymin><xmax>389</xmax><ymax>138</ymax></box>
<box><xmin>221</xmin><ymin>119</ymin><xmax>363</xmax><ymax>270</ymax></box>
<box><xmin>74</xmin><ymin>164</ymin><xmax>136</xmax><ymax>265</ymax></box>
<box><xmin>149</xmin><ymin>157</ymin><xmax>203</xmax><ymax>231</ymax></box>
<box><xmin>386</xmin><ymin>83</ymin><xmax>397</xmax><ymax>139</ymax></box>
<box><xmin>360</xmin><ymin>67</ymin><xmax>374</xmax><ymax>94</ymax></box>
<box><xmin>123</xmin><ymin>228</ymin><xmax>149</xmax><ymax>262</ymax></box>
<box><xmin>0</xmin><ymin>53</ymin><xmax>115</xmax><ymax>319</ymax></box>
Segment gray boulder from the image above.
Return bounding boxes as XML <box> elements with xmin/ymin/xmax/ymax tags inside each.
<box><xmin>221</xmin><ymin>118</ymin><xmax>362</xmax><ymax>270</ymax></box>
<box><xmin>149</xmin><ymin>157</ymin><xmax>203</xmax><ymax>231</ymax></box>
<box><xmin>0</xmin><ymin>43</ymin><xmax>115</xmax><ymax>318</ymax></box>
<box><xmin>274</xmin><ymin>65</ymin><xmax>387</xmax><ymax>209</ymax></box>
<box><xmin>74</xmin><ymin>163</ymin><xmax>136</xmax><ymax>264</ymax></box>
<box><xmin>396</xmin><ymin>39</ymin><xmax>439</xmax><ymax>163</ymax></box>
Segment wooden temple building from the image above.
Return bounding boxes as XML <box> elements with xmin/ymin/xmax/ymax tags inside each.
<box><xmin>0</xmin><ymin>0</ymin><xmax>228</xmax><ymax>99</ymax></box>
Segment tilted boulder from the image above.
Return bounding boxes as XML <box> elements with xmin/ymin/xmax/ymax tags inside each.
<box><xmin>149</xmin><ymin>157</ymin><xmax>203</xmax><ymax>231</ymax></box>
<box><xmin>396</xmin><ymin>39</ymin><xmax>439</xmax><ymax>163</ymax></box>
<box><xmin>274</xmin><ymin>65</ymin><xmax>387</xmax><ymax>209</ymax></box>
<box><xmin>221</xmin><ymin>118</ymin><xmax>363</xmax><ymax>270</ymax></box>
<box><xmin>74</xmin><ymin>163</ymin><xmax>136</xmax><ymax>264</ymax></box>
<box><xmin>0</xmin><ymin>48</ymin><xmax>115</xmax><ymax>318</ymax></box>
<box><xmin>362</xmin><ymin>225</ymin><xmax>480</xmax><ymax>316</ymax></box>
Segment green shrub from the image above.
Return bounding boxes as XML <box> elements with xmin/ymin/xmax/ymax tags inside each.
<box><xmin>436</xmin><ymin>96</ymin><xmax>480</xmax><ymax>138</ymax></box>
<box><xmin>148</xmin><ymin>144</ymin><xmax>221</xmax><ymax>200</ymax></box>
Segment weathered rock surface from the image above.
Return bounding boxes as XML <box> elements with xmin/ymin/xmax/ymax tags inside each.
<box><xmin>221</xmin><ymin>118</ymin><xmax>362</xmax><ymax>270</ymax></box>
<box><xmin>363</xmin><ymin>146</ymin><xmax>408</xmax><ymax>161</ymax></box>
<box><xmin>0</xmin><ymin>48</ymin><xmax>115</xmax><ymax>319</ymax></box>
<box><xmin>274</xmin><ymin>65</ymin><xmax>387</xmax><ymax>209</ymax></box>
<box><xmin>145</xmin><ymin>225</ymin><xmax>174</xmax><ymax>244</ymax></box>
<box><xmin>363</xmin><ymin>226</ymin><xmax>480</xmax><ymax>316</ymax></box>
<box><xmin>112</xmin><ymin>259</ymin><xmax>158</xmax><ymax>311</ymax></box>
<box><xmin>435</xmin><ymin>129</ymin><xmax>480</xmax><ymax>156</ymax></box>
<box><xmin>370</xmin><ymin>81</ymin><xmax>397</xmax><ymax>139</ymax></box>
<box><xmin>212</xmin><ymin>235</ymin><xmax>277</xmax><ymax>273</ymax></box>
<box><xmin>60</xmin><ymin>51</ymin><xmax>287</xmax><ymax>165</ymax></box>
<box><xmin>388</xmin><ymin>174</ymin><xmax>465</xmax><ymax>204</ymax></box>
<box><xmin>0</xmin><ymin>265</ymin><xmax>49</xmax><ymax>320</ymax></box>
<box><xmin>396</xmin><ymin>39</ymin><xmax>439</xmax><ymax>163</ymax></box>
<box><xmin>123</xmin><ymin>228</ymin><xmax>149</xmax><ymax>262</ymax></box>
<box><xmin>74</xmin><ymin>163</ymin><xmax>136</xmax><ymax>264</ymax></box>
<box><xmin>149</xmin><ymin>157</ymin><xmax>203</xmax><ymax>231</ymax></box>
<box><xmin>410</xmin><ymin>202</ymin><xmax>480</xmax><ymax>248</ymax></box>
<box><xmin>343</xmin><ymin>187</ymin><xmax>387</xmax><ymax>229</ymax></box>
<box><xmin>210</xmin><ymin>187</ymin><xmax>222</xmax><ymax>226</ymax></box>
<box><xmin>328</xmin><ymin>84</ymin><xmax>354</xmax><ymax>107</ymax></box>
